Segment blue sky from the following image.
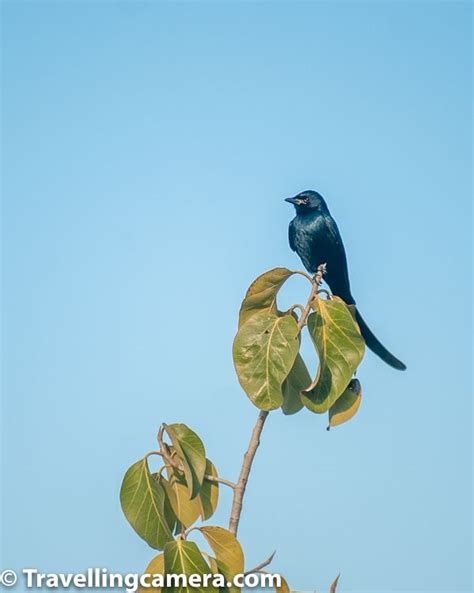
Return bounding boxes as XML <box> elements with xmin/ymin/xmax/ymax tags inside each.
<box><xmin>1</xmin><ymin>2</ymin><xmax>472</xmax><ymax>592</ymax></box>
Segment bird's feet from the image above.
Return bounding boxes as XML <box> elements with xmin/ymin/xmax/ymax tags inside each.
<box><xmin>313</xmin><ymin>263</ymin><xmax>327</xmax><ymax>285</ymax></box>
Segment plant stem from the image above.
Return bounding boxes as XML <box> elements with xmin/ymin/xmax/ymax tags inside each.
<box><xmin>204</xmin><ymin>475</ymin><xmax>237</xmax><ymax>489</ymax></box>
<box><xmin>297</xmin><ymin>262</ymin><xmax>327</xmax><ymax>331</ymax></box>
<box><xmin>228</xmin><ymin>410</ymin><xmax>269</xmax><ymax>535</ymax></box>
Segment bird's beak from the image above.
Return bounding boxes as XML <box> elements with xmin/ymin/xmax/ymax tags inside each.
<box><xmin>285</xmin><ymin>197</ymin><xmax>302</xmax><ymax>205</ymax></box>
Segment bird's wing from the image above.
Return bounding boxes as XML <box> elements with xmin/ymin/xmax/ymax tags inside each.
<box><xmin>323</xmin><ymin>215</ymin><xmax>354</xmax><ymax>304</ymax></box>
<box><xmin>288</xmin><ymin>220</ymin><xmax>296</xmax><ymax>252</ymax></box>
<box><xmin>324</xmin><ymin>214</ymin><xmax>345</xmax><ymax>249</ymax></box>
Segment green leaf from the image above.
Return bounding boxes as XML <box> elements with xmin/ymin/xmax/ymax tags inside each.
<box><xmin>301</xmin><ymin>297</ymin><xmax>365</xmax><ymax>414</ymax></box>
<box><xmin>204</xmin><ymin>554</ymin><xmax>232</xmax><ymax>593</ymax></box>
<box><xmin>163</xmin><ymin>539</ymin><xmax>218</xmax><ymax>593</ymax></box>
<box><xmin>174</xmin><ymin>520</ymin><xmax>183</xmax><ymax>537</ymax></box>
<box><xmin>163</xmin><ymin>423</ymin><xmax>206</xmax><ymax>499</ymax></box>
<box><xmin>120</xmin><ymin>458</ymin><xmax>173</xmax><ymax>550</ymax></box>
<box><xmin>155</xmin><ymin>474</ymin><xmax>177</xmax><ymax>533</ymax></box>
<box><xmin>198</xmin><ymin>459</ymin><xmax>219</xmax><ymax>521</ymax></box>
<box><xmin>238</xmin><ymin>268</ymin><xmax>295</xmax><ymax>327</ymax></box>
<box><xmin>140</xmin><ymin>554</ymin><xmax>164</xmax><ymax>593</ymax></box>
<box><xmin>199</xmin><ymin>526</ymin><xmax>244</xmax><ymax>580</ymax></box>
<box><xmin>233</xmin><ymin>313</ymin><xmax>300</xmax><ymax>411</ymax></box>
<box><xmin>160</xmin><ymin>472</ymin><xmax>201</xmax><ymax>529</ymax></box>
<box><xmin>281</xmin><ymin>353</ymin><xmax>311</xmax><ymax>415</ymax></box>
<box><xmin>328</xmin><ymin>379</ymin><xmax>362</xmax><ymax>428</ymax></box>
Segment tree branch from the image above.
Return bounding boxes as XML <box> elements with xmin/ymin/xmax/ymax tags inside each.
<box><xmin>157</xmin><ymin>268</ymin><xmax>329</xmax><ymax>536</ymax></box>
<box><xmin>244</xmin><ymin>550</ymin><xmax>276</xmax><ymax>575</ymax></box>
<box><xmin>228</xmin><ymin>410</ymin><xmax>269</xmax><ymax>535</ymax></box>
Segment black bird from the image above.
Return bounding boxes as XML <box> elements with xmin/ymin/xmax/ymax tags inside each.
<box><xmin>286</xmin><ymin>190</ymin><xmax>406</xmax><ymax>370</ymax></box>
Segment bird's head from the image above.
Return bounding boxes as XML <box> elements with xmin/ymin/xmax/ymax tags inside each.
<box><xmin>285</xmin><ymin>190</ymin><xmax>329</xmax><ymax>214</ymax></box>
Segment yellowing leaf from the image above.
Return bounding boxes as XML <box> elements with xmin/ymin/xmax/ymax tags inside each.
<box><xmin>139</xmin><ymin>554</ymin><xmax>164</xmax><ymax>593</ymax></box>
<box><xmin>120</xmin><ymin>458</ymin><xmax>173</xmax><ymax>550</ymax></box>
<box><xmin>281</xmin><ymin>353</ymin><xmax>311</xmax><ymax>415</ymax></box>
<box><xmin>301</xmin><ymin>297</ymin><xmax>365</xmax><ymax>414</ymax></box>
<box><xmin>328</xmin><ymin>379</ymin><xmax>362</xmax><ymax>428</ymax></box>
<box><xmin>238</xmin><ymin>268</ymin><xmax>295</xmax><ymax>327</ymax></box>
<box><xmin>199</xmin><ymin>526</ymin><xmax>244</xmax><ymax>579</ymax></box>
<box><xmin>206</xmin><ymin>555</ymin><xmax>220</xmax><ymax>574</ymax></box>
<box><xmin>276</xmin><ymin>576</ymin><xmax>290</xmax><ymax>593</ymax></box>
<box><xmin>160</xmin><ymin>472</ymin><xmax>201</xmax><ymax>529</ymax></box>
<box><xmin>233</xmin><ymin>313</ymin><xmax>299</xmax><ymax>411</ymax></box>
<box><xmin>198</xmin><ymin>459</ymin><xmax>219</xmax><ymax>521</ymax></box>
<box><xmin>163</xmin><ymin>423</ymin><xmax>206</xmax><ymax>499</ymax></box>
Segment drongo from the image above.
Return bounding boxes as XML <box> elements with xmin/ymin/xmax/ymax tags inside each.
<box><xmin>286</xmin><ymin>190</ymin><xmax>406</xmax><ymax>370</ymax></box>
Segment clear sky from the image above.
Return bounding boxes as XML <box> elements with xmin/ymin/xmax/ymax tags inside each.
<box><xmin>1</xmin><ymin>2</ymin><xmax>472</xmax><ymax>592</ymax></box>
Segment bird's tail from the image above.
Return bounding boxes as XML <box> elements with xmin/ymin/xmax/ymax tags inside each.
<box><xmin>355</xmin><ymin>309</ymin><xmax>406</xmax><ymax>371</ymax></box>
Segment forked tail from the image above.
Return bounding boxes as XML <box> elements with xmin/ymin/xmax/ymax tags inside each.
<box><xmin>355</xmin><ymin>309</ymin><xmax>406</xmax><ymax>371</ymax></box>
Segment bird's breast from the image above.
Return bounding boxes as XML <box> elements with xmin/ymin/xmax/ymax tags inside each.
<box><xmin>291</xmin><ymin>214</ymin><xmax>327</xmax><ymax>274</ymax></box>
